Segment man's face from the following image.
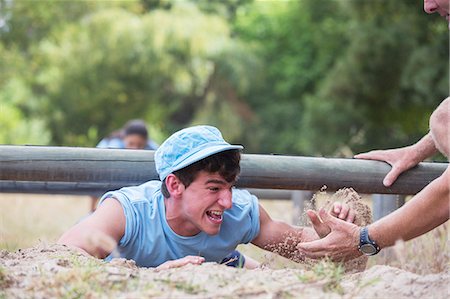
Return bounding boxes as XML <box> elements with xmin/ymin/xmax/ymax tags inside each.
<box><xmin>424</xmin><ymin>0</ymin><xmax>450</xmax><ymax>28</ymax></box>
<box><xmin>179</xmin><ymin>171</ymin><xmax>234</xmax><ymax>236</ymax></box>
<box><xmin>123</xmin><ymin>134</ymin><xmax>147</xmax><ymax>149</ymax></box>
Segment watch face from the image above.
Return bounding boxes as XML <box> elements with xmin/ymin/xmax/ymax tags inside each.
<box><xmin>360</xmin><ymin>244</ymin><xmax>377</xmax><ymax>255</ymax></box>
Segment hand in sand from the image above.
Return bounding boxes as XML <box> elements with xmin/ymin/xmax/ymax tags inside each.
<box><xmin>355</xmin><ymin>147</ymin><xmax>420</xmax><ymax>187</ymax></box>
<box><xmin>156</xmin><ymin>255</ymin><xmax>205</xmax><ymax>271</ymax></box>
<box><xmin>297</xmin><ymin>208</ymin><xmax>362</xmax><ymax>261</ymax></box>
<box><xmin>307</xmin><ymin>202</ymin><xmax>356</xmax><ymax>238</ymax></box>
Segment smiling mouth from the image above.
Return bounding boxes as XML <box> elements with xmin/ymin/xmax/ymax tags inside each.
<box><xmin>206</xmin><ymin>210</ymin><xmax>223</xmax><ymax>224</ymax></box>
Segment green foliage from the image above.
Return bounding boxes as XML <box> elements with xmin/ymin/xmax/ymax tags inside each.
<box><xmin>234</xmin><ymin>0</ymin><xmax>351</xmax><ymax>153</ymax></box>
<box><xmin>235</xmin><ymin>0</ymin><xmax>448</xmax><ymax>155</ymax></box>
<box><xmin>0</xmin><ymin>45</ymin><xmax>50</xmax><ymax>145</ymax></box>
<box><xmin>0</xmin><ymin>0</ymin><xmax>447</xmax><ymax>154</ymax></box>
<box><xmin>30</xmin><ymin>2</ymin><xmax>257</xmax><ymax>145</ymax></box>
<box><xmin>298</xmin><ymin>0</ymin><xmax>448</xmax><ymax>155</ymax></box>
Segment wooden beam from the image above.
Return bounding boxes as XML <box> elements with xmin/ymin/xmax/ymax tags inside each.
<box><xmin>0</xmin><ymin>181</ymin><xmax>295</xmax><ymax>199</ymax></box>
<box><xmin>0</xmin><ymin>145</ymin><xmax>447</xmax><ymax>195</ymax></box>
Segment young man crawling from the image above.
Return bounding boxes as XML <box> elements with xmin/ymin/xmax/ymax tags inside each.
<box><xmin>59</xmin><ymin>125</ymin><xmax>357</xmax><ymax>269</ymax></box>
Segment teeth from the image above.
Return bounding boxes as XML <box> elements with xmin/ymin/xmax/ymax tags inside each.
<box><xmin>209</xmin><ymin>210</ymin><xmax>222</xmax><ymax>215</ymax></box>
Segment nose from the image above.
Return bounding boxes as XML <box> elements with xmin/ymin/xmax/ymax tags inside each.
<box><xmin>218</xmin><ymin>189</ymin><xmax>233</xmax><ymax>210</ymax></box>
<box><xmin>424</xmin><ymin>0</ymin><xmax>438</xmax><ymax>14</ymax></box>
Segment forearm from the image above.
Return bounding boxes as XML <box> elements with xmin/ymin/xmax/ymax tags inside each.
<box><xmin>369</xmin><ymin>167</ymin><xmax>450</xmax><ymax>248</ymax></box>
<box><xmin>252</xmin><ymin>220</ymin><xmax>316</xmax><ymax>262</ymax></box>
<box><xmin>269</xmin><ymin>226</ymin><xmax>313</xmax><ymax>262</ymax></box>
<box><xmin>58</xmin><ymin>228</ymin><xmax>116</xmax><ymax>259</ymax></box>
<box><xmin>411</xmin><ymin>133</ymin><xmax>438</xmax><ymax>162</ymax></box>
<box><xmin>57</xmin><ymin>198</ymin><xmax>125</xmax><ymax>259</ymax></box>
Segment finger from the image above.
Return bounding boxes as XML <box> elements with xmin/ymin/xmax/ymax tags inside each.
<box><xmin>156</xmin><ymin>256</ymin><xmax>204</xmax><ymax>271</ymax></box>
<box><xmin>331</xmin><ymin>202</ymin><xmax>341</xmax><ymax>217</ymax></box>
<box><xmin>155</xmin><ymin>261</ymin><xmax>174</xmax><ymax>271</ymax></box>
<box><xmin>176</xmin><ymin>256</ymin><xmax>204</xmax><ymax>267</ymax></box>
<box><xmin>338</xmin><ymin>204</ymin><xmax>350</xmax><ymax>220</ymax></box>
<box><xmin>354</xmin><ymin>151</ymin><xmax>386</xmax><ymax>161</ymax></box>
<box><xmin>298</xmin><ymin>241</ymin><xmax>347</xmax><ymax>261</ymax></box>
<box><xmin>346</xmin><ymin>210</ymin><xmax>356</xmax><ymax>223</ymax></box>
<box><xmin>318</xmin><ymin>208</ymin><xmax>342</xmax><ymax>229</ymax></box>
<box><xmin>307</xmin><ymin>209</ymin><xmax>330</xmax><ymax>238</ymax></box>
<box><xmin>383</xmin><ymin>166</ymin><xmax>403</xmax><ymax>187</ymax></box>
<box><xmin>297</xmin><ymin>238</ymin><xmax>332</xmax><ymax>259</ymax></box>
<box><xmin>183</xmin><ymin>255</ymin><xmax>205</xmax><ymax>265</ymax></box>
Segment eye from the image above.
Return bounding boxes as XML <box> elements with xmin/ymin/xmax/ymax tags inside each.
<box><xmin>208</xmin><ymin>187</ymin><xmax>220</xmax><ymax>192</ymax></box>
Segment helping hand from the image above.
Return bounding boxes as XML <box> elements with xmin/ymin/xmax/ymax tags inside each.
<box><xmin>307</xmin><ymin>202</ymin><xmax>356</xmax><ymax>238</ymax></box>
<box><xmin>297</xmin><ymin>209</ymin><xmax>361</xmax><ymax>261</ymax></box>
<box><xmin>354</xmin><ymin>147</ymin><xmax>419</xmax><ymax>187</ymax></box>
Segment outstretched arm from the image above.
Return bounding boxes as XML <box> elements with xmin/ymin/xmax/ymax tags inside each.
<box><xmin>251</xmin><ymin>202</ymin><xmax>355</xmax><ymax>262</ymax></box>
<box><xmin>297</xmin><ymin>167</ymin><xmax>450</xmax><ymax>260</ymax></box>
<box><xmin>370</xmin><ymin>166</ymin><xmax>449</xmax><ymax>248</ymax></box>
<box><xmin>58</xmin><ymin>198</ymin><xmax>125</xmax><ymax>258</ymax></box>
<box><xmin>355</xmin><ymin>133</ymin><xmax>437</xmax><ymax>187</ymax></box>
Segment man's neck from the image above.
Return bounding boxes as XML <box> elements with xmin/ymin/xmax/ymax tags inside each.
<box><xmin>163</xmin><ymin>197</ymin><xmax>201</xmax><ymax>237</ymax></box>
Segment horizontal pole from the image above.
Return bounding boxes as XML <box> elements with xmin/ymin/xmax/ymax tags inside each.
<box><xmin>0</xmin><ymin>181</ymin><xmax>121</xmax><ymax>196</ymax></box>
<box><xmin>0</xmin><ymin>145</ymin><xmax>447</xmax><ymax>195</ymax></box>
<box><xmin>0</xmin><ymin>181</ymin><xmax>294</xmax><ymax>199</ymax></box>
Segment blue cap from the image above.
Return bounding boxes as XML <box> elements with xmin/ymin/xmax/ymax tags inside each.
<box><xmin>155</xmin><ymin>125</ymin><xmax>243</xmax><ymax>180</ymax></box>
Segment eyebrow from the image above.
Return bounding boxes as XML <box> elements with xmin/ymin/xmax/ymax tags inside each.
<box><xmin>205</xmin><ymin>179</ymin><xmax>227</xmax><ymax>185</ymax></box>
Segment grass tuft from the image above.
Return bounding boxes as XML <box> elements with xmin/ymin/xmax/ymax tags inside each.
<box><xmin>296</xmin><ymin>259</ymin><xmax>345</xmax><ymax>294</ymax></box>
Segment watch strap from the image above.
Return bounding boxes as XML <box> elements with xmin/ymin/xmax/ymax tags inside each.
<box><xmin>359</xmin><ymin>226</ymin><xmax>380</xmax><ymax>255</ymax></box>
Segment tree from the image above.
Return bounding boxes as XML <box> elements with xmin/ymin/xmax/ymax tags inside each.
<box><xmin>36</xmin><ymin>2</ymin><xmax>255</xmax><ymax>145</ymax></box>
<box><xmin>234</xmin><ymin>0</ymin><xmax>349</xmax><ymax>154</ymax></box>
<box><xmin>299</xmin><ymin>0</ymin><xmax>448</xmax><ymax>156</ymax></box>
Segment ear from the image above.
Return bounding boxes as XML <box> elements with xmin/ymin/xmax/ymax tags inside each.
<box><xmin>165</xmin><ymin>174</ymin><xmax>185</xmax><ymax>199</ymax></box>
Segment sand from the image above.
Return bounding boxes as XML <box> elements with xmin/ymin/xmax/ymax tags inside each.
<box><xmin>1</xmin><ymin>188</ymin><xmax>448</xmax><ymax>298</ymax></box>
<box><xmin>1</xmin><ymin>243</ymin><xmax>448</xmax><ymax>298</ymax></box>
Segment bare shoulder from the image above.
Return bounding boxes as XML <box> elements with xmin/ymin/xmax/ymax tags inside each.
<box><xmin>57</xmin><ymin>197</ymin><xmax>125</xmax><ymax>258</ymax></box>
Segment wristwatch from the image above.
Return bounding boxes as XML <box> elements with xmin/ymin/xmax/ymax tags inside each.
<box><xmin>358</xmin><ymin>227</ymin><xmax>380</xmax><ymax>256</ymax></box>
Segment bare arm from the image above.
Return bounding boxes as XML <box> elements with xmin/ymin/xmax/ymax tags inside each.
<box><xmin>370</xmin><ymin>166</ymin><xmax>450</xmax><ymax>248</ymax></box>
<box><xmin>355</xmin><ymin>133</ymin><xmax>437</xmax><ymax>186</ymax></box>
<box><xmin>251</xmin><ymin>204</ymin><xmax>316</xmax><ymax>262</ymax></box>
<box><xmin>58</xmin><ymin>198</ymin><xmax>125</xmax><ymax>258</ymax></box>
<box><xmin>251</xmin><ymin>202</ymin><xmax>355</xmax><ymax>262</ymax></box>
<box><xmin>298</xmin><ymin>166</ymin><xmax>450</xmax><ymax>260</ymax></box>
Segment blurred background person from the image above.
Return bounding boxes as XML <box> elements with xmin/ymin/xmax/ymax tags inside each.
<box><xmin>91</xmin><ymin>119</ymin><xmax>158</xmax><ymax>212</ymax></box>
<box><xmin>97</xmin><ymin>119</ymin><xmax>158</xmax><ymax>150</ymax></box>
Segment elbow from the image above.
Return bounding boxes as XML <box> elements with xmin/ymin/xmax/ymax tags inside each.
<box><xmin>57</xmin><ymin>233</ymin><xmax>90</xmax><ymax>256</ymax></box>
<box><xmin>429</xmin><ymin>98</ymin><xmax>450</xmax><ymax>157</ymax></box>
<box><xmin>57</xmin><ymin>231</ymin><xmax>112</xmax><ymax>259</ymax></box>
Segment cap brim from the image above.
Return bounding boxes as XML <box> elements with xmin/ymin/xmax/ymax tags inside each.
<box><xmin>171</xmin><ymin>144</ymin><xmax>243</xmax><ymax>173</ymax></box>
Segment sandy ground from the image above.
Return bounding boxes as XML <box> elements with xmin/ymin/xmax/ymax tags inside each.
<box><xmin>1</xmin><ymin>243</ymin><xmax>449</xmax><ymax>298</ymax></box>
<box><xmin>1</xmin><ymin>189</ymin><xmax>449</xmax><ymax>298</ymax></box>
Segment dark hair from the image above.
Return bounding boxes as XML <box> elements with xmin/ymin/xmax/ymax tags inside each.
<box><xmin>161</xmin><ymin>149</ymin><xmax>241</xmax><ymax>198</ymax></box>
<box><xmin>123</xmin><ymin>119</ymin><xmax>148</xmax><ymax>139</ymax></box>
<box><xmin>106</xmin><ymin>119</ymin><xmax>149</xmax><ymax>140</ymax></box>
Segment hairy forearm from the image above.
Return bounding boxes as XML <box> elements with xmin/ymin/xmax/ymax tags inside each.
<box><xmin>255</xmin><ymin>223</ymin><xmax>318</xmax><ymax>262</ymax></box>
<box><xmin>369</xmin><ymin>168</ymin><xmax>450</xmax><ymax>248</ymax></box>
<box><xmin>266</xmin><ymin>227</ymin><xmax>307</xmax><ymax>262</ymax></box>
<box><xmin>412</xmin><ymin>133</ymin><xmax>438</xmax><ymax>162</ymax></box>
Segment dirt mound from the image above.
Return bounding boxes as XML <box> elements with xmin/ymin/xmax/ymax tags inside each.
<box><xmin>1</xmin><ymin>243</ymin><xmax>448</xmax><ymax>298</ymax></box>
<box><xmin>310</xmin><ymin>187</ymin><xmax>372</xmax><ymax>273</ymax></box>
